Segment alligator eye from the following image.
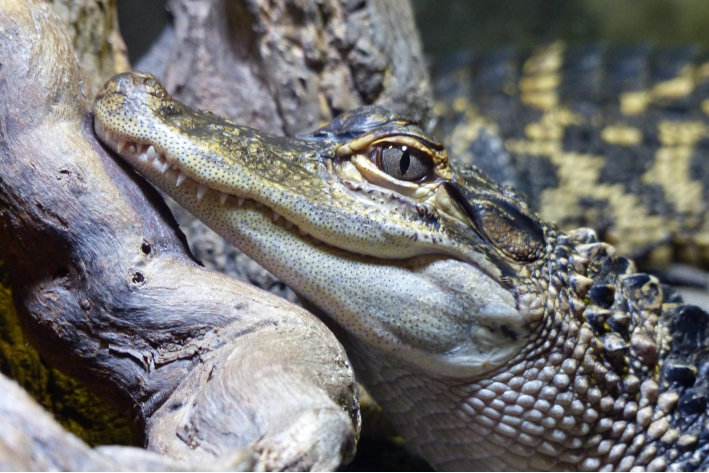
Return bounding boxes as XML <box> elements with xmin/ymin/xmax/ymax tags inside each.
<box><xmin>371</xmin><ymin>145</ymin><xmax>432</xmax><ymax>182</ymax></box>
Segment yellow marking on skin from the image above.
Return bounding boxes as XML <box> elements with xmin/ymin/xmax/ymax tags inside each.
<box><xmin>540</xmin><ymin>152</ymin><xmax>668</xmax><ymax>252</ymax></box>
<box><xmin>525</xmin><ymin>122</ymin><xmax>563</xmax><ymax>142</ymax></box>
<box><xmin>642</xmin><ymin>121</ymin><xmax>708</xmax><ymax>216</ymax></box>
<box><xmin>522</xmin><ymin>42</ymin><xmax>565</xmax><ymax>76</ymax></box>
<box><xmin>519</xmin><ymin>74</ymin><xmax>562</xmax><ymax>93</ymax></box>
<box><xmin>453</xmin><ymin>97</ymin><xmax>469</xmax><ymax>113</ymax></box>
<box><xmin>505</xmin><ymin>107</ymin><xmax>669</xmax><ymax>255</ymax></box>
<box><xmin>506</xmin><ymin>138</ymin><xmax>561</xmax><ymax>157</ymax></box>
<box><xmin>642</xmin><ymin>146</ymin><xmax>703</xmax><ymax>215</ymax></box>
<box><xmin>652</xmin><ymin>66</ymin><xmax>695</xmax><ymax>101</ymax></box>
<box><xmin>620</xmin><ymin>92</ymin><xmax>650</xmax><ymax>116</ymax></box>
<box><xmin>601</xmin><ymin>125</ymin><xmax>643</xmax><ymax>147</ymax></box>
<box><xmin>523</xmin><ymin>107</ymin><xmax>583</xmax><ymax>141</ymax></box>
<box><xmin>657</xmin><ymin>120</ymin><xmax>707</xmax><ymax>147</ymax></box>
<box><xmin>520</xmin><ymin>92</ymin><xmax>558</xmax><ymax>111</ymax></box>
<box><xmin>520</xmin><ymin>43</ymin><xmax>565</xmax><ymax>111</ymax></box>
<box><xmin>622</xmin><ymin>66</ymin><xmax>699</xmax><ymax>116</ymax></box>
<box><xmin>433</xmin><ymin>101</ymin><xmax>447</xmax><ymax>117</ymax></box>
<box><xmin>447</xmin><ymin>102</ymin><xmax>500</xmax><ymax>166</ymax></box>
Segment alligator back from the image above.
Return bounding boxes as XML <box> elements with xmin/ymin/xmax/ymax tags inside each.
<box><xmin>566</xmin><ymin>227</ymin><xmax>709</xmax><ymax>471</ymax></box>
<box><xmin>434</xmin><ymin>43</ymin><xmax>709</xmax><ymax>270</ymax></box>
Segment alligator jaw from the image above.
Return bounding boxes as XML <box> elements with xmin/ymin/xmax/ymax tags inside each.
<box><xmin>94</xmin><ymin>118</ymin><xmax>308</xmax><ymax>237</ymax></box>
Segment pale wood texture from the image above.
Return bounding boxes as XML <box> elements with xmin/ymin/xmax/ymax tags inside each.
<box><xmin>0</xmin><ymin>1</ymin><xmax>358</xmax><ymax>470</ymax></box>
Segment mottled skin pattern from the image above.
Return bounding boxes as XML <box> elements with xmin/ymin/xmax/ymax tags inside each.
<box><xmin>434</xmin><ymin>43</ymin><xmax>709</xmax><ymax>270</ymax></box>
<box><xmin>95</xmin><ymin>72</ymin><xmax>709</xmax><ymax>471</ymax></box>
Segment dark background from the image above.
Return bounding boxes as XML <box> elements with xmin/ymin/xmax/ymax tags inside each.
<box><xmin>118</xmin><ymin>0</ymin><xmax>709</xmax><ymax>67</ymax></box>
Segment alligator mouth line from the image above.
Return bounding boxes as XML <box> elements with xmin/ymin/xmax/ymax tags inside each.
<box><xmin>94</xmin><ymin>118</ymin><xmax>335</xmax><ymax>248</ymax></box>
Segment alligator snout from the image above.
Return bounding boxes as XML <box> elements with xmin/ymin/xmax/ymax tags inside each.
<box><xmin>96</xmin><ymin>71</ymin><xmax>168</xmax><ymax>101</ymax></box>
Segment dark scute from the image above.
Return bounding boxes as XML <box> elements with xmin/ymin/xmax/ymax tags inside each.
<box><xmin>559</xmin><ymin>45</ymin><xmax>606</xmax><ymax>103</ymax></box>
<box><xmin>678</xmin><ymin>388</ymin><xmax>707</xmax><ymax>416</ymax></box>
<box><xmin>622</xmin><ymin>274</ymin><xmax>652</xmax><ymax>290</ymax></box>
<box><xmin>671</xmin><ymin>305</ymin><xmax>709</xmax><ymax>354</ymax></box>
<box><xmin>604</xmin><ymin>46</ymin><xmax>653</xmax><ymax>98</ymax></box>
<box><xmin>663</xmin><ymin>359</ymin><xmax>697</xmax><ymax>386</ymax></box>
<box><xmin>662</xmin><ymin>284</ymin><xmax>684</xmax><ymax>304</ymax></box>
<box><xmin>588</xmin><ymin>285</ymin><xmax>615</xmax><ymax>309</ymax></box>
<box><xmin>607</xmin><ymin>312</ymin><xmax>631</xmax><ymax>334</ymax></box>
<box><xmin>506</xmin><ymin>153</ymin><xmax>558</xmax><ymax>211</ymax></box>
<box><xmin>585</xmin><ymin>308</ymin><xmax>610</xmax><ymax>331</ymax></box>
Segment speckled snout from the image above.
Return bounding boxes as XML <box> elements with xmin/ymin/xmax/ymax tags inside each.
<box><xmin>95</xmin><ymin>71</ymin><xmax>167</xmax><ymax>103</ymax></box>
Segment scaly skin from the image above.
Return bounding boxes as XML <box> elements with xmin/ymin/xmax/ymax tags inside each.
<box><xmin>433</xmin><ymin>43</ymin><xmax>709</xmax><ymax>269</ymax></box>
<box><xmin>95</xmin><ymin>72</ymin><xmax>709</xmax><ymax>471</ymax></box>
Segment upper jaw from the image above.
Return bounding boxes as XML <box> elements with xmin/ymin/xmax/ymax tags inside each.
<box><xmin>93</xmin><ymin>116</ymin><xmax>310</xmax><ymax>232</ymax></box>
<box><xmin>93</xmin><ymin>118</ymin><xmax>493</xmax><ymax>269</ymax></box>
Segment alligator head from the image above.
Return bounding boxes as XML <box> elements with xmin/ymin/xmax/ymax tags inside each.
<box><xmin>95</xmin><ymin>72</ymin><xmax>709</xmax><ymax>471</ymax></box>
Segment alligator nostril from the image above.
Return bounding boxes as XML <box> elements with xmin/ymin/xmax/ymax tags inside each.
<box><xmin>112</xmin><ymin>73</ymin><xmax>138</xmax><ymax>94</ymax></box>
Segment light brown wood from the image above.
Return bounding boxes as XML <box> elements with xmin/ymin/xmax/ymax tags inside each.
<box><xmin>0</xmin><ymin>1</ymin><xmax>358</xmax><ymax>469</ymax></box>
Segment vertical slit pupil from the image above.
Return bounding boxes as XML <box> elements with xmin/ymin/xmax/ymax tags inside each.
<box><xmin>399</xmin><ymin>149</ymin><xmax>410</xmax><ymax>176</ymax></box>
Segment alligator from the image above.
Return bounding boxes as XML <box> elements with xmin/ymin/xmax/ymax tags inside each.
<box><xmin>95</xmin><ymin>72</ymin><xmax>709</xmax><ymax>471</ymax></box>
<box><xmin>434</xmin><ymin>43</ymin><xmax>709</xmax><ymax>272</ymax></box>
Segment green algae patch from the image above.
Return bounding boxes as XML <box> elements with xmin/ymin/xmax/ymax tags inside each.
<box><xmin>0</xmin><ymin>259</ymin><xmax>136</xmax><ymax>447</ymax></box>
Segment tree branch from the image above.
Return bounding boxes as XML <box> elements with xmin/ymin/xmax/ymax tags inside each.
<box><xmin>0</xmin><ymin>1</ymin><xmax>357</xmax><ymax>470</ymax></box>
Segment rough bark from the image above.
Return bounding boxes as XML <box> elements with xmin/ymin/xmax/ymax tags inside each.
<box><xmin>0</xmin><ymin>0</ymin><xmax>135</xmax><ymax>449</ymax></box>
<box><xmin>140</xmin><ymin>0</ymin><xmax>432</xmax><ymax>136</ymax></box>
<box><xmin>48</xmin><ymin>0</ymin><xmax>130</xmax><ymax>92</ymax></box>
<box><xmin>0</xmin><ymin>1</ymin><xmax>358</xmax><ymax>470</ymax></box>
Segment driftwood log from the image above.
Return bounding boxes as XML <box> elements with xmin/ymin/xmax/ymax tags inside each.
<box><xmin>0</xmin><ymin>0</ymin><xmax>434</xmax><ymax>470</ymax></box>
<box><xmin>0</xmin><ymin>0</ymin><xmax>136</xmax><ymax>448</ymax></box>
<box><xmin>0</xmin><ymin>1</ymin><xmax>359</xmax><ymax>470</ymax></box>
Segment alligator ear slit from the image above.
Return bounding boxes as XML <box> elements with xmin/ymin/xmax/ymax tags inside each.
<box><xmin>444</xmin><ymin>180</ymin><xmax>545</xmax><ymax>262</ymax></box>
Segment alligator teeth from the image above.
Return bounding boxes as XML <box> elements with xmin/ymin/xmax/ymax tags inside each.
<box><xmin>161</xmin><ymin>160</ymin><xmax>170</xmax><ymax>173</ymax></box>
<box><xmin>147</xmin><ymin>145</ymin><xmax>157</xmax><ymax>161</ymax></box>
<box><xmin>237</xmin><ymin>198</ymin><xmax>245</xmax><ymax>207</ymax></box>
<box><xmin>128</xmin><ymin>144</ymin><xmax>136</xmax><ymax>153</ymax></box>
<box><xmin>116</xmin><ymin>139</ymin><xmax>126</xmax><ymax>153</ymax></box>
<box><xmin>273</xmin><ymin>212</ymin><xmax>280</xmax><ymax>222</ymax></box>
<box><xmin>176</xmin><ymin>172</ymin><xmax>187</xmax><ymax>187</ymax></box>
<box><xmin>138</xmin><ymin>152</ymin><xmax>148</xmax><ymax>162</ymax></box>
<box><xmin>197</xmin><ymin>184</ymin><xmax>208</xmax><ymax>200</ymax></box>
<box><xmin>219</xmin><ymin>192</ymin><xmax>228</xmax><ymax>205</ymax></box>
<box><xmin>285</xmin><ymin>221</ymin><xmax>293</xmax><ymax>230</ymax></box>
<box><xmin>153</xmin><ymin>155</ymin><xmax>165</xmax><ymax>171</ymax></box>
